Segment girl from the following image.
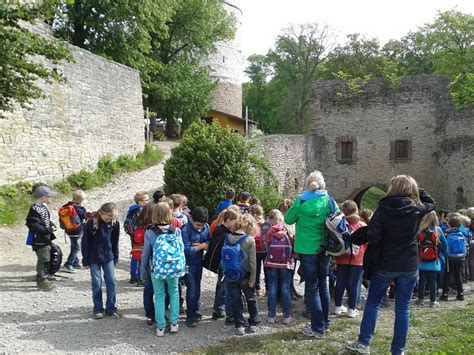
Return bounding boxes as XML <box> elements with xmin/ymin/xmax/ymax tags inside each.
<box><xmin>265</xmin><ymin>209</ymin><xmax>294</xmax><ymax>325</ymax></box>
<box><xmin>141</xmin><ymin>202</ymin><xmax>185</xmax><ymax>336</ymax></box>
<box><xmin>251</xmin><ymin>204</ymin><xmax>271</xmax><ymax>297</ymax></box>
<box><xmin>333</xmin><ymin>200</ymin><xmax>367</xmax><ymax>318</ymax></box>
<box><xmin>81</xmin><ymin>202</ymin><xmax>120</xmax><ymax>319</ymax></box>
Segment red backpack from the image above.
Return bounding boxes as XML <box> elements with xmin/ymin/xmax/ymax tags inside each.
<box><xmin>58</xmin><ymin>204</ymin><xmax>81</xmax><ymax>234</ymax></box>
<box><xmin>418</xmin><ymin>230</ymin><xmax>440</xmax><ymax>263</ymax></box>
<box><xmin>131</xmin><ymin>228</ymin><xmax>146</xmax><ymax>261</ymax></box>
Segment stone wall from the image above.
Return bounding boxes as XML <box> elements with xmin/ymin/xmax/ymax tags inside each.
<box><xmin>0</xmin><ymin>34</ymin><xmax>144</xmax><ymax>185</ymax></box>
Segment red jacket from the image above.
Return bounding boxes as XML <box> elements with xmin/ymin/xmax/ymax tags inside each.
<box><xmin>336</xmin><ymin>220</ymin><xmax>367</xmax><ymax>266</ymax></box>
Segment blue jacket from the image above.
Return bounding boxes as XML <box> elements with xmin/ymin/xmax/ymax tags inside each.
<box><xmin>215</xmin><ymin>200</ymin><xmax>234</xmax><ymax>214</ymax></box>
<box><xmin>419</xmin><ymin>227</ymin><xmax>447</xmax><ymax>272</ymax></box>
<box><xmin>181</xmin><ymin>222</ymin><xmax>210</xmax><ymax>265</ymax></box>
<box><xmin>82</xmin><ymin>219</ymin><xmax>120</xmax><ymax>266</ymax></box>
<box><xmin>140</xmin><ymin>225</ymin><xmax>184</xmax><ymax>281</ymax></box>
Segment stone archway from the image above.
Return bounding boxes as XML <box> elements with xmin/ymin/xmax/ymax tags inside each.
<box><xmin>349</xmin><ymin>183</ymin><xmax>388</xmax><ymax>208</ymax></box>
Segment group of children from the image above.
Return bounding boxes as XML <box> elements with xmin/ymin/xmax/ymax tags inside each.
<box><xmin>25</xmin><ymin>183</ymin><xmax>474</xmax><ymax>338</ymax></box>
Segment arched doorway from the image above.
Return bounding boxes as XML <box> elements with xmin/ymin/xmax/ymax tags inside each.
<box><xmin>353</xmin><ymin>186</ymin><xmax>386</xmax><ymax>210</ymax></box>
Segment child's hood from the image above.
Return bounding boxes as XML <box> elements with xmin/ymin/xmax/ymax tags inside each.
<box><xmin>268</xmin><ymin>224</ymin><xmax>287</xmax><ymax>239</ymax></box>
<box><xmin>228</xmin><ymin>232</ymin><xmax>250</xmax><ymax>244</ymax></box>
<box><xmin>127</xmin><ymin>205</ymin><xmax>141</xmax><ymax>214</ymax></box>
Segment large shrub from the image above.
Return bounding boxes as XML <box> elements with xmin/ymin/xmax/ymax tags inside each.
<box><xmin>164</xmin><ymin>121</ymin><xmax>279</xmax><ymax>215</ymax></box>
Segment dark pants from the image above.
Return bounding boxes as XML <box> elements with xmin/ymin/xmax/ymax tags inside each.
<box><xmin>256</xmin><ymin>253</ymin><xmax>268</xmax><ymax>291</ymax></box>
<box><xmin>185</xmin><ymin>264</ymin><xmax>203</xmax><ymax>319</ymax></box>
<box><xmin>65</xmin><ymin>235</ymin><xmax>81</xmax><ymax>267</ymax></box>
<box><xmin>335</xmin><ymin>264</ymin><xmax>364</xmax><ymax>309</ymax></box>
<box><xmin>35</xmin><ymin>245</ymin><xmax>50</xmax><ymax>284</ymax></box>
<box><xmin>225</xmin><ymin>280</ymin><xmax>259</xmax><ymax>328</ymax></box>
<box><xmin>418</xmin><ymin>270</ymin><xmax>437</xmax><ymax>302</ymax></box>
<box><xmin>143</xmin><ymin>278</ymin><xmax>154</xmax><ymax>320</ymax></box>
<box><xmin>442</xmin><ymin>258</ymin><xmax>464</xmax><ymax>295</ymax></box>
<box><xmin>213</xmin><ymin>271</ymin><xmax>233</xmax><ymax>317</ymax></box>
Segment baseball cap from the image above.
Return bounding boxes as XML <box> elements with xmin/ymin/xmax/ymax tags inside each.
<box><xmin>33</xmin><ymin>186</ymin><xmax>57</xmax><ymax>198</ymax></box>
<box><xmin>240</xmin><ymin>191</ymin><xmax>251</xmax><ymax>201</ymax></box>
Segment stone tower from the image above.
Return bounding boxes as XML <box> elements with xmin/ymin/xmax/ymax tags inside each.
<box><xmin>205</xmin><ymin>0</ymin><xmax>244</xmax><ymax>118</ymax></box>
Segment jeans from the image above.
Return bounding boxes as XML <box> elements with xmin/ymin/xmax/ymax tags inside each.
<box><xmin>130</xmin><ymin>258</ymin><xmax>141</xmax><ymax>281</ymax></box>
<box><xmin>89</xmin><ymin>261</ymin><xmax>117</xmax><ymax>315</ymax></box>
<box><xmin>335</xmin><ymin>264</ymin><xmax>364</xmax><ymax>309</ymax></box>
<box><xmin>418</xmin><ymin>270</ymin><xmax>437</xmax><ymax>301</ymax></box>
<box><xmin>143</xmin><ymin>277</ymin><xmax>154</xmax><ymax>320</ymax></box>
<box><xmin>225</xmin><ymin>280</ymin><xmax>259</xmax><ymax>328</ymax></box>
<box><xmin>256</xmin><ymin>253</ymin><xmax>269</xmax><ymax>291</ymax></box>
<box><xmin>442</xmin><ymin>258</ymin><xmax>464</xmax><ymax>295</ymax></box>
<box><xmin>358</xmin><ymin>269</ymin><xmax>418</xmax><ymax>355</ymax></box>
<box><xmin>35</xmin><ymin>245</ymin><xmax>50</xmax><ymax>284</ymax></box>
<box><xmin>299</xmin><ymin>253</ymin><xmax>330</xmax><ymax>334</ymax></box>
<box><xmin>152</xmin><ymin>277</ymin><xmax>179</xmax><ymax>329</ymax></box>
<box><xmin>267</xmin><ymin>267</ymin><xmax>292</xmax><ymax>318</ymax></box>
<box><xmin>213</xmin><ymin>271</ymin><xmax>233</xmax><ymax>317</ymax></box>
<box><xmin>65</xmin><ymin>235</ymin><xmax>81</xmax><ymax>267</ymax></box>
<box><xmin>185</xmin><ymin>264</ymin><xmax>203</xmax><ymax>319</ymax></box>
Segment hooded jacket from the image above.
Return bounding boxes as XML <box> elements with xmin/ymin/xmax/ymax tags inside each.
<box><xmin>227</xmin><ymin>232</ymin><xmax>257</xmax><ymax>285</ymax></box>
<box><xmin>181</xmin><ymin>221</ymin><xmax>210</xmax><ymax>265</ymax></box>
<box><xmin>367</xmin><ymin>189</ymin><xmax>436</xmax><ymax>272</ymax></box>
<box><xmin>264</xmin><ymin>224</ymin><xmax>295</xmax><ymax>270</ymax></box>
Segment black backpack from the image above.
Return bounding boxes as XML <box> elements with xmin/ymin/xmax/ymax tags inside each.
<box><xmin>48</xmin><ymin>243</ymin><xmax>63</xmax><ymax>275</ymax></box>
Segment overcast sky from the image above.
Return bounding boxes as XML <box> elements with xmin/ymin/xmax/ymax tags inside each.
<box><xmin>239</xmin><ymin>0</ymin><xmax>474</xmax><ymax>59</ymax></box>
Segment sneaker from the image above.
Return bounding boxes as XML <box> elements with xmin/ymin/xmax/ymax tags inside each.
<box><xmin>129</xmin><ymin>278</ymin><xmax>138</xmax><ymax>284</ymax></box>
<box><xmin>302</xmin><ymin>327</ymin><xmax>325</xmax><ymax>338</ymax></box>
<box><xmin>346</xmin><ymin>340</ymin><xmax>370</xmax><ymax>354</ymax></box>
<box><xmin>334</xmin><ymin>305</ymin><xmax>348</xmax><ymax>315</ymax></box>
<box><xmin>170</xmin><ymin>324</ymin><xmax>179</xmax><ymax>333</ymax></box>
<box><xmin>225</xmin><ymin>316</ymin><xmax>235</xmax><ymax>325</ymax></box>
<box><xmin>93</xmin><ymin>313</ymin><xmax>104</xmax><ymax>320</ymax></box>
<box><xmin>156</xmin><ymin>328</ymin><xmax>165</xmax><ymax>337</ymax></box>
<box><xmin>146</xmin><ymin>318</ymin><xmax>155</xmax><ymax>325</ymax></box>
<box><xmin>212</xmin><ymin>312</ymin><xmax>224</xmax><ymax>320</ymax></box>
<box><xmin>440</xmin><ymin>294</ymin><xmax>449</xmax><ymax>301</ymax></box>
<box><xmin>267</xmin><ymin>317</ymin><xmax>275</xmax><ymax>324</ymax></box>
<box><xmin>248</xmin><ymin>325</ymin><xmax>257</xmax><ymax>333</ymax></box>
<box><xmin>37</xmin><ymin>281</ymin><xmax>55</xmax><ymax>291</ymax></box>
<box><xmin>283</xmin><ymin>316</ymin><xmax>294</xmax><ymax>325</ymax></box>
<box><xmin>347</xmin><ymin>309</ymin><xmax>360</xmax><ymax>318</ymax></box>
<box><xmin>63</xmin><ymin>265</ymin><xmax>77</xmax><ymax>274</ymax></box>
<box><xmin>136</xmin><ymin>280</ymin><xmax>144</xmax><ymax>287</ymax></box>
<box><xmin>73</xmin><ymin>264</ymin><xmax>83</xmax><ymax>269</ymax></box>
<box><xmin>430</xmin><ymin>301</ymin><xmax>439</xmax><ymax>308</ymax></box>
<box><xmin>456</xmin><ymin>294</ymin><xmax>465</xmax><ymax>301</ymax></box>
<box><xmin>236</xmin><ymin>326</ymin><xmax>246</xmax><ymax>336</ymax></box>
<box><xmin>107</xmin><ymin>310</ymin><xmax>123</xmax><ymax>319</ymax></box>
<box><xmin>186</xmin><ymin>318</ymin><xmax>197</xmax><ymax>328</ymax></box>
<box><xmin>46</xmin><ymin>274</ymin><xmax>57</xmax><ymax>281</ymax></box>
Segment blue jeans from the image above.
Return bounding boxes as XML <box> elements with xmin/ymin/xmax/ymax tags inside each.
<box><xmin>89</xmin><ymin>261</ymin><xmax>117</xmax><ymax>315</ymax></box>
<box><xmin>299</xmin><ymin>254</ymin><xmax>330</xmax><ymax>334</ymax></box>
<box><xmin>256</xmin><ymin>253</ymin><xmax>269</xmax><ymax>291</ymax></box>
<box><xmin>267</xmin><ymin>267</ymin><xmax>292</xmax><ymax>318</ymax></box>
<box><xmin>358</xmin><ymin>269</ymin><xmax>418</xmax><ymax>355</ymax></box>
<box><xmin>185</xmin><ymin>264</ymin><xmax>203</xmax><ymax>319</ymax></box>
<box><xmin>152</xmin><ymin>277</ymin><xmax>179</xmax><ymax>329</ymax></box>
<box><xmin>335</xmin><ymin>264</ymin><xmax>363</xmax><ymax>309</ymax></box>
<box><xmin>225</xmin><ymin>280</ymin><xmax>259</xmax><ymax>328</ymax></box>
<box><xmin>130</xmin><ymin>258</ymin><xmax>141</xmax><ymax>281</ymax></box>
<box><xmin>143</xmin><ymin>277</ymin><xmax>154</xmax><ymax>320</ymax></box>
<box><xmin>418</xmin><ymin>270</ymin><xmax>437</xmax><ymax>302</ymax></box>
<box><xmin>65</xmin><ymin>235</ymin><xmax>81</xmax><ymax>267</ymax></box>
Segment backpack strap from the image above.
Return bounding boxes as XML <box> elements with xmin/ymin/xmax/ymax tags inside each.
<box><xmin>328</xmin><ymin>197</ymin><xmax>337</xmax><ymax>214</ymax></box>
<box><xmin>237</xmin><ymin>234</ymin><xmax>249</xmax><ymax>245</ymax></box>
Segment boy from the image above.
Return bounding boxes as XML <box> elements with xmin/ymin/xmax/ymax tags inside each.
<box><xmin>170</xmin><ymin>194</ymin><xmax>188</xmax><ymax>225</ymax></box>
<box><xmin>26</xmin><ymin>185</ymin><xmax>57</xmax><ymax>291</ymax></box>
<box><xmin>237</xmin><ymin>192</ymin><xmax>252</xmax><ymax>214</ymax></box>
<box><xmin>153</xmin><ymin>189</ymin><xmax>165</xmax><ymax>204</ymax></box>
<box><xmin>215</xmin><ymin>188</ymin><xmax>236</xmax><ymax>215</ymax></box>
<box><xmin>181</xmin><ymin>207</ymin><xmax>210</xmax><ymax>327</ymax></box>
<box><xmin>62</xmin><ymin>190</ymin><xmax>87</xmax><ymax>273</ymax></box>
<box><xmin>440</xmin><ymin>213</ymin><xmax>467</xmax><ymax>301</ymax></box>
<box><xmin>124</xmin><ymin>192</ymin><xmax>150</xmax><ymax>285</ymax></box>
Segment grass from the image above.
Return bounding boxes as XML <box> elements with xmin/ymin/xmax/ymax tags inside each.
<box><xmin>197</xmin><ymin>301</ymin><xmax>474</xmax><ymax>354</ymax></box>
<box><xmin>361</xmin><ymin>186</ymin><xmax>385</xmax><ymax>211</ymax></box>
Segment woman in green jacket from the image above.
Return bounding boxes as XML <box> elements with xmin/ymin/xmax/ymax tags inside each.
<box><xmin>285</xmin><ymin>170</ymin><xmax>333</xmax><ymax>338</ymax></box>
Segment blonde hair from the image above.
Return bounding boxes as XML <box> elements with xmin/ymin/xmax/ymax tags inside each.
<box><xmin>72</xmin><ymin>190</ymin><xmax>86</xmax><ymax>202</ymax></box>
<box><xmin>459</xmin><ymin>214</ymin><xmax>471</xmax><ymax>227</ymax></box>
<box><xmin>447</xmin><ymin>213</ymin><xmax>462</xmax><ymax>228</ymax></box>
<box><xmin>151</xmin><ymin>202</ymin><xmax>173</xmax><ymax>225</ymax></box>
<box><xmin>360</xmin><ymin>209</ymin><xmax>373</xmax><ymax>224</ymax></box>
<box><xmin>227</xmin><ymin>205</ymin><xmax>241</xmax><ymax>214</ymax></box>
<box><xmin>98</xmin><ymin>202</ymin><xmax>117</xmax><ymax>222</ymax></box>
<box><xmin>268</xmin><ymin>209</ymin><xmax>284</xmax><ymax>223</ymax></box>
<box><xmin>467</xmin><ymin>207</ymin><xmax>474</xmax><ymax>220</ymax></box>
<box><xmin>419</xmin><ymin>211</ymin><xmax>439</xmax><ymax>231</ymax></box>
<box><xmin>305</xmin><ymin>170</ymin><xmax>326</xmax><ymax>192</ymax></box>
<box><xmin>134</xmin><ymin>191</ymin><xmax>149</xmax><ymax>204</ymax></box>
<box><xmin>235</xmin><ymin>213</ymin><xmax>258</xmax><ymax>236</ymax></box>
<box><xmin>341</xmin><ymin>200</ymin><xmax>360</xmax><ymax>224</ymax></box>
<box><xmin>385</xmin><ymin>175</ymin><xmax>420</xmax><ymax>204</ymax></box>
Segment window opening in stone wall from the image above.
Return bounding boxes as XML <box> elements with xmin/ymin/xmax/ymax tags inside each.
<box><xmin>341</xmin><ymin>141</ymin><xmax>353</xmax><ymax>162</ymax></box>
<box><xmin>395</xmin><ymin>140</ymin><xmax>409</xmax><ymax>160</ymax></box>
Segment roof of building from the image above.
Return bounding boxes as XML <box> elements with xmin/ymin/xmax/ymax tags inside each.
<box><xmin>207</xmin><ymin>109</ymin><xmax>257</xmax><ymax>125</ymax></box>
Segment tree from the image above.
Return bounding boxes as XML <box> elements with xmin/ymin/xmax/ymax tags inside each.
<box><xmin>0</xmin><ymin>1</ymin><xmax>72</xmax><ymax>113</ymax></box>
<box><xmin>164</xmin><ymin>121</ymin><xmax>279</xmax><ymax>215</ymax></box>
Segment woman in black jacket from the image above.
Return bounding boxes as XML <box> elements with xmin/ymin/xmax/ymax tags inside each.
<box><xmin>347</xmin><ymin>175</ymin><xmax>436</xmax><ymax>355</ymax></box>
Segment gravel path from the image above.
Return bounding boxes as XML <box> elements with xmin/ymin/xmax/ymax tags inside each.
<box><xmin>0</xmin><ymin>140</ymin><xmax>307</xmax><ymax>353</ymax></box>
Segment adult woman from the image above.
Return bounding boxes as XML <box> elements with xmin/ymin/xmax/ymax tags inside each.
<box><xmin>347</xmin><ymin>175</ymin><xmax>436</xmax><ymax>355</ymax></box>
<box><xmin>285</xmin><ymin>170</ymin><xmax>332</xmax><ymax>338</ymax></box>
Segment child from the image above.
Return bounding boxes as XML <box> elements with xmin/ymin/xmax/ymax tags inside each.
<box><xmin>170</xmin><ymin>194</ymin><xmax>188</xmax><ymax>225</ymax></box>
<box><xmin>124</xmin><ymin>192</ymin><xmax>150</xmax><ymax>285</ymax></box>
<box><xmin>153</xmin><ymin>189</ymin><xmax>165</xmax><ymax>204</ymax></box>
<box><xmin>26</xmin><ymin>185</ymin><xmax>58</xmax><ymax>291</ymax></box>
<box><xmin>82</xmin><ymin>203</ymin><xmax>121</xmax><ymax>319</ymax></box>
<box><xmin>215</xmin><ymin>188</ymin><xmax>236</xmax><ymax>215</ymax></box>
<box><xmin>223</xmin><ymin>213</ymin><xmax>259</xmax><ymax>335</ymax></box>
<box><xmin>416</xmin><ymin>211</ymin><xmax>447</xmax><ymax>307</ymax></box>
<box><xmin>141</xmin><ymin>202</ymin><xmax>185</xmax><ymax>336</ymax></box>
<box><xmin>62</xmin><ymin>190</ymin><xmax>87</xmax><ymax>273</ymax></box>
<box><xmin>181</xmin><ymin>206</ymin><xmax>210</xmax><ymax>327</ymax></box>
<box><xmin>237</xmin><ymin>192</ymin><xmax>252</xmax><ymax>214</ymax></box>
<box><xmin>265</xmin><ymin>209</ymin><xmax>294</xmax><ymax>325</ymax></box>
<box><xmin>440</xmin><ymin>213</ymin><xmax>467</xmax><ymax>301</ymax></box>
<box><xmin>360</xmin><ymin>209</ymin><xmax>373</xmax><ymax>225</ymax></box>
<box><xmin>333</xmin><ymin>201</ymin><xmax>367</xmax><ymax>318</ymax></box>
<box><xmin>251</xmin><ymin>204</ymin><xmax>271</xmax><ymax>297</ymax></box>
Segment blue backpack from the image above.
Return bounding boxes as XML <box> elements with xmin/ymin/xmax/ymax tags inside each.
<box><xmin>447</xmin><ymin>231</ymin><xmax>467</xmax><ymax>259</ymax></box>
<box><xmin>221</xmin><ymin>234</ymin><xmax>249</xmax><ymax>282</ymax></box>
<box><xmin>324</xmin><ymin>197</ymin><xmax>351</xmax><ymax>256</ymax></box>
<box><xmin>152</xmin><ymin>226</ymin><xmax>186</xmax><ymax>280</ymax></box>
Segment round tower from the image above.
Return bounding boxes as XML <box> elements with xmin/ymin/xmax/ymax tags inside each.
<box><xmin>205</xmin><ymin>1</ymin><xmax>243</xmax><ymax>117</ymax></box>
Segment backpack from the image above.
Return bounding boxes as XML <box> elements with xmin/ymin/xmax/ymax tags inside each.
<box><xmin>48</xmin><ymin>243</ymin><xmax>63</xmax><ymax>275</ymax></box>
<box><xmin>58</xmin><ymin>204</ymin><xmax>81</xmax><ymax>235</ymax></box>
<box><xmin>447</xmin><ymin>231</ymin><xmax>467</xmax><ymax>259</ymax></box>
<box><xmin>152</xmin><ymin>226</ymin><xmax>186</xmax><ymax>280</ymax></box>
<box><xmin>418</xmin><ymin>230</ymin><xmax>440</xmax><ymax>263</ymax></box>
<box><xmin>267</xmin><ymin>235</ymin><xmax>293</xmax><ymax>263</ymax></box>
<box><xmin>221</xmin><ymin>234</ymin><xmax>249</xmax><ymax>282</ymax></box>
<box><xmin>124</xmin><ymin>207</ymin><xmax>140</xmax><ymax>237</ymax></box>
<box><xmin>324</xmin><ymin>197</ymin><xmax>351</xmax><ymax>257</ymax></box>
<box><xmin>131</xmin><ymin>228</ymin><xmax>146</xmax><ymax>262</ymax></box>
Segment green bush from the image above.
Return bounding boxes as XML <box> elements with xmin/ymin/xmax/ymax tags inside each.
<box><xmin>164</xmin><ymin>121</ymin><xmax>279</xmax><ymax>215</ymax></box>
<box><xmin>153</xmin><ymin>131</ymin><xmax>167</xmax><ymax>141</ymax></box>
<box><xmin>53</xmin><ymin>180</ymin><xmax>72</xmax><ymax>194</ymax></box>
<box><xmin>0</xmin><ymin>183</ymin><xmax>33</xmax><ymax>225</ymax></box>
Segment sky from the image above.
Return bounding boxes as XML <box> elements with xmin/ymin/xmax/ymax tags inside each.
<box><xmin>238</xmin><ymin>0</ymin><xmax>474</xmax><ymax>59</ymax></box>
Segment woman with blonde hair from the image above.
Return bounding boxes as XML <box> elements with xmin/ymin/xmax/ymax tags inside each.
<box><xmin>347</xmin><ymin>175</ymin><xmax>436</xmax><ymax>355</ymax></box>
